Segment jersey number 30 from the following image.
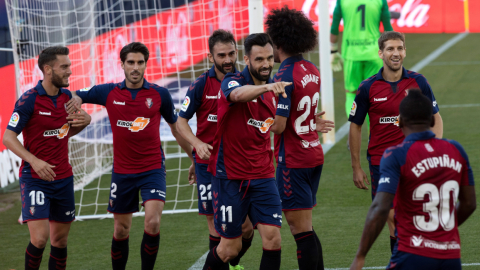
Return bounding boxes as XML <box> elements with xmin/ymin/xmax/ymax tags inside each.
<box><xmin>295</xmin><ymin>92</ymin><xmax>319</xmax><ymax>134</ymax></box>
<box><xmin>413</xmin><ymin>180</ymin><xmax>459</xmax><ymax>232</ymax></box>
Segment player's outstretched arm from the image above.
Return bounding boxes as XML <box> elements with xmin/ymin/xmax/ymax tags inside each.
<box><xmin>432</xmin><ymin>112</ymin><xmax>443</xmax><ymax>138</ymax></box>
<box><xmin>349</xmin><ymin>122</ymin><xmax>369</xmax><ymax>190</ymax></box>
<box><xmin>67</xmin><ymin>103</ymin><xmax>92</xmax><ymax>136</ymax></box>
<box><xmin>2</xmin><ymin>129</ymin><xmax>56</xmax><ymax>181</ymax></box>
<box><xmin>229</xmin><ymin>82</ymin><xmax>290</xmax><ymax>103</ymax></box>
<box><xmin>456</xmin><ymin>185</ymin><xmax>477</xmax><ymax>226</ymax></box>
<box><xmin>350</xmin><ymin>192</ymin><xmax>394</xmax><ymax>270</ymax></box>
<box><xmin>177</xmin><ymin>116</ymin><xmax>212</xmax><ymax>161</ymax></box>
<box><xmin>315</xmin><ymin>111</ymin><xmax>335</xmax><ymax>133</ymax></box>
<box><xmin>66</xmin><ymin>91</ymin><xmax>83</xmax><ymax>114</ymax></box>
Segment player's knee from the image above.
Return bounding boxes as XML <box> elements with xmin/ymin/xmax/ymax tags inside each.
<box><xmin>114</xmin><ymin>222</ymin><xmax>131</xmax><ymax>238</ymax></box>
<box><xmin>50</xmin><ymin>236</ymin><xmax>68</xmax><ymax>248</ymax></box>
<box><xmin>144</xmin><ymin>218</ymin><xmax>160</xmax><ymax>235</ymax></box>
<box><xmin>219</xmin><ymin>245</ymin><xmax>241</xmax><ymax>262</ymax></box>
<box><xmin>30</xmin><ymin>237</ymin><xmax>48</xmax><ymax>249</ymax></box>
<box><xmin>262</xmin><ymin>231</ymin><xmax>282</xmax><ymax>250</ymax></box>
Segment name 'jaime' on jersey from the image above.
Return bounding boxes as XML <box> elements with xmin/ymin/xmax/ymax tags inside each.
<box><xmin>76</xmin><ymin>79</ymin><xmax>178</xmax><ymax>174</ymax></box>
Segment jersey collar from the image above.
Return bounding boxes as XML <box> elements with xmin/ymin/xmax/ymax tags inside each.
<box><xmin>281</xmin><ymin>54</ymin><xmax>304</xmax><ymax>65</ymax></box>
<box><xmin>375</xmin><ymin>67</ymin><xmax>410</xmax><ymax>81</ymax></box>
<box><xmin>404</xmin><ymin>130</ymin><xmax>436</xmax><ymax>142</ymax></box>
<box><xmin>119</xmin><ymin>78</ymin><xmax>150</xmax><ymax>90</ymax></box>
<box><xmin>241</xmin><ymin>66</ymin><xmax>274</xmax><ymax>85</ymax></box>
<box><xmin>36</xmin><ymin>80</ymin><xmax>69</xmax><ymax>96</ymax></box>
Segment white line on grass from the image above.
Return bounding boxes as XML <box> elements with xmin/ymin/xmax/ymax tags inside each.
<box><xmin>321</xmin><ymin>263</ymin><xmax>480</xmax><ymax>270</ymax></box>
<box><xmin>429</xmin><ymin>61</ymin><xmax>480</xmax><ymax>66</ymax></box>
<box><xmin>440</xmin><ymin>103</ymin><xmax>480</xmax><ymax>108</ymax></box>
<box><xmin>188</xmin><ymin>32</ymin><xmax>470</xmax><ymax>270</ymax></box>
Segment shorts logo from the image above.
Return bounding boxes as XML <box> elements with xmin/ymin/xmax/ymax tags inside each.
<box><xmin>247</xmin><ymin>118</ymin><xmax>274</xmax><ymax>133</ymax></box>
<box><xmin>65</xmin><ymin>209</ymin><xmax>75</xmax><ymax>216</ymax></box>
<box><xmin>221</xmin><ymin>224</ymin><xmax>227</xmax><ymax>232</ymax></box>
<box><xmin>8</xmin><ymin>112</ymin><xmax>20</xmax><ymax>127</ymax></box>
<box><xmin>117</xmin><ymin>117</ymin><xmax>150</xmax><ymax>132</ymax></box>
<box><xmin>44</xmin><ymin>123</ymin><xmax>70</xmax><ymax>139</ymax></box>
<box><xmin>273</xmin><ymin>213</ymin><xmax>282</xmax><ymax>219</ymax></box>
<box><xmin>379</xmin><ymin>115</ymin><xmax>400</xmax><ymax>126</ymax></box>
<box><xmin>227</xmin><ymin>80</ymin><xmax>239</xmax><ymax>89</ymax></box>
<box><xmin>411</xmin><ymin>235</ymin><xmax>424</xmax><ymax>247</ymax></box>
<box><xmin>145</xmin><ymin>98</ymin><xmax>153</xmax><ymax>109</ymax></box>
<box><xmin>350</xmin><ymin>101</ymin><xmax>357</xmax><ymax>116</ymax></box>
<box><xmin>202</xmin><ymin>202</ymin><xmax>207</xmax><ymax>210</ymax></box>
<box><xmin>150</xmin><ymin>189</ymin><xmax>166</xmax><ymax>198</ymax></box>
<box><xmin>109</xmin><ymin>199</ymin><xmax>114</xmax><ymax>207</ymax></box>
<box><xmin>29</xmin><ymin>206</ymin><xmax>35</xmax><ymax>216</ymax></box>
<box><xmin>207</xmin><ymin>114</ymin><xmax>217</xmax><ymax>122</ymax></box>
<box><xmin>181</xmin><ymin>96</ymin><xmax>190</xmax><ymax>112</ymax></box>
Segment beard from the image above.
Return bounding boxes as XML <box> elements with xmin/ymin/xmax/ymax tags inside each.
<box><xmin>384</xmin><ymin>58</ymin><xmax>403</xmax><ymax>72</ymax></box>
<box><xmin>51</xmin><ymin>71</ymin><xmax>69</xmax><ymax>88</ymax></box>
<box><xmin>249</xmin><ymin>64</ymin><xmax>272</xmax><ymax>82</ymax></box>
<box><xmin>126</xmin><ymin>70</ymin><xmax>144</xmax><ymax>85</ymax></box>
<box><xmin>214</xmin><ymin>59</ymin><xmax>236</xmax><ymax>75</ymax></box>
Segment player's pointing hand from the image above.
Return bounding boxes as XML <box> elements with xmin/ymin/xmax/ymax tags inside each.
<box><xmin>266</xmin><ymin>82</ymin><xmax>291</xmax><ymax>98</ymax></box>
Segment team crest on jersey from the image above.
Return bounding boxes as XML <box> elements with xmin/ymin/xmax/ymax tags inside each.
<box><xmin>117</xmin><ymin>117</ymin><xmax>150</xmax><ymax>132</ymax></box>
<box><xmin>8</xmin><ymin>112</ymin><xmax>20</xmax><ymax>127</ymax></box>
<box><xmin>247</xmin><ymin>117</ymin><xmax>274</xmax><ymax>133</ymax></box>
<box><xmin>30</xmin><ymin>206</ymin><xmax>35</xmax><ymax>216</ymax></box>
<box><xmin>227</xmin><ymin>80</ymin><xmax>240</xmax><ymax>89</ymax></box>
<box><xmin>43</xmin><ymin>123</ymin><xmax>70</xmax><ymax>139</ymax></box>
<box><xmin>145</xmin><ymin>98</ymin><xmax>153</xmax><ymax>109</ymax></box>
<box><xmin>350</xmin><ymin>101</ymin><xmax>357</xmax><ymax>116</ymax></box>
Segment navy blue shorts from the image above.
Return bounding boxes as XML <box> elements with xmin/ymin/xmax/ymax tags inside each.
<box><xmin>212</xmin><ymin>176</ymin><xmax>282</xmax><ymax>239</ymax></box>
<box><xmin>20</xmin><ymin>176</ymin><xmax>75</xmax><ymax>223</ymax></box>
<box><xmin>387</xmin><ymin>250</ymin><xmax>461</xmax><ymax>270</ymax></box>
<box><xmin>108</xmin><ymin>168</ymin><xmax>166</xmax><ymax>214</ymax></box>
<box><xmin>368</xmin><ymin>163</ymin><xmax>381</xmax><ymax>201</ymax></box>
<box><xmin>276</xmin><ymin>165</ymin><xmax>323</xmax><ymax>211</ymax></box>
<box><xmin>195</xmin><ymin>163</ymin><xmax>213</xmax><ymax>215</ymax></box>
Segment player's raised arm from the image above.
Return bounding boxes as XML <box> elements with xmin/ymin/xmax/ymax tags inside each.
<box><xmin>227</xmin><ymin>81</ymin><xmax>290</xmax><ymax>103</ymax></box>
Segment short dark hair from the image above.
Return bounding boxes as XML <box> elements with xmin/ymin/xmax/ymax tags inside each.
<box><xmin>208</xmin><ymin>29</ymin><xmax>236</xmax><ymax>53</ymax></box>
<box><xmin>265</xmin><ymin>6</ymin><xmax>317</xmax><ymax>55</ymax></box>
<box><xmin>378</xmin><ymin>31</ymin><xmax>405</xmax><ymax>50</ymax></box>
<box><xmin>120</xmin><ymin>42</ymin><xmax>149</xmax><ymax>63</ymax></box>
<box><xmin>399</xmin><ymin>89</ymin><xmax>433</xmax><ymax>126</ymax></box>
<box><xmin>38</xmin><ymin>46</ymin><xmax>69</xmax><ymax>73</ymax></box>
<box><xmin>244</xmin><ymin>33</ymin><xmax>273</xmax><ymax>56</ymax></box>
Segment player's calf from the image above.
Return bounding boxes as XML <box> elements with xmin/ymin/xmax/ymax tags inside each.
<box><xmin>25</xmin><ymin>242</ymin><xmax>45</xmax><ymax>270</ymax></box>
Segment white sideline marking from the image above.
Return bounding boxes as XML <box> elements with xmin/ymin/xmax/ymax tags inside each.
<box><xmin>429</xmin><ymin>61</ymin><xmax>480</xmax><ymax>66</ymax></box>
<box><xmin>440</xmin><ymin>103</ymin><xmax>480</xmax><ymax>108</ymax></box>
<box><xmin>321</xmin><ymin>263</ymin><xmax>480</xmax><ymax>270</ymax></box>
<box><xmin>188</xmin><ymin>32</ymin><xmax>470</xmax><ymax>270</ymax></box>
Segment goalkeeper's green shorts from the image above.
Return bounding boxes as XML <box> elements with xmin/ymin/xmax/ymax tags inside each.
<box><xmin>343</xmin><ymin>59</ymin><xmax>383</xmax><ymax>92</ymax></box>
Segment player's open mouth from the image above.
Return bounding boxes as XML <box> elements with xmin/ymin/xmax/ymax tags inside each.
<box><xmin>391</xmin><ymin>59</ymin><xmax>401</xmax><ymax>63</ymax></box>
<box><xmin>260</xmin><ymin>69</ymin><xmax>271</xmax><ymax>75</ymax></box>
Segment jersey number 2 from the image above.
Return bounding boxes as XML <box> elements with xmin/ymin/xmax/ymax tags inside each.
<box><xmin>413</xmin><ymin>180</ymin><xmax>459</xmax><ymax>232</ymax></box>
<box><xmin>295</xmin><ymin>92</ymin><xmax>319</xmax><ymax>134</ymax></box>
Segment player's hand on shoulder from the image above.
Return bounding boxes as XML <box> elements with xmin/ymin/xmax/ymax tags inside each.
<box><xmin>67</xmin><ymin>104</ymin><xmax>92</xmax><ymax>127</ymax></box>
<box><xmin>266</xmin><ymin>82</ymin><xmax>291</xmax><ymax>98</ymax></box>
<box><xmin>330</xmin><ymin>52</ymin><xmax>343</xmax><ymax>72</ymax></box>
<box><xmin>31</xmin><ymin>157</ymin><xmax>56</xmax><ymax>182</ymax></box>
<box><xmin>66</xmin><ymin>96</ymin><xmax>83</xmax><ymax>114</ymax></box>
<box><xmin>349</xmin><ymin>256</ymin><xmax>365</xmax><ymax>270</ymax></box>
<box><xmin>195</xmin><ymin>142</ymin><xmax>213</xmax><ymax>161</ymax></box>
<box><xmin>352</xmin><ymin>166</ymin><xmax>369</xmax><ymax>190</ymax></box>
<box><xmin>315</xmin><ymin>111</ymin><xmax>335</xmax><ymax>133</ymax></box>
<box><xmin>188</xmin><ymin>163</ymin><xmax>196</xmax><ymax>185</ymax></box>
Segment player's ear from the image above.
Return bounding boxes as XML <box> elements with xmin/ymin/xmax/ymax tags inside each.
<box><xmin>378</xmin><ymin>49</ymin><xmax>383</xmax><ymax>59</ymax></box>
<box><xmin>244</xmin><ymin>54</ymin><xmax>249</xmax><ymax>65</ymax></box>
<box><xmin>121</xmin><ymin>61</ymin><xmax>125</xmax><ymax>70</ymax></box>
<box><xmin>430</xmin><ymin>115</ymin><xmax>435</xmax><ymax>128</ymax></box>
<box><xmin>208</xmin><ymin>52</ymin><xmax>214</xmax><ymax>63</ymax></box>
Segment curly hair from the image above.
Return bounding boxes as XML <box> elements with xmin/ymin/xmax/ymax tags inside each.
<box><xmin>265</xmin><ymin>6</ymin><xmax>317</xmax><ymax>55</ymax></box>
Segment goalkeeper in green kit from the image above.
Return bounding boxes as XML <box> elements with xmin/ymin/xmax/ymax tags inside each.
<box><xmin>330</xmin><ymin>0</ymin><xmax>394</xmax><ymax>125</ymax></box>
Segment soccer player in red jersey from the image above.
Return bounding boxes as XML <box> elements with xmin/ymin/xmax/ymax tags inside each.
<box><xmin>350</xmin><ymin>89</ymin><xmax>476</xmax><ymax>270</ymax></box>
<box><xmin>177</xmin><ymin>29</ymin><xmax>253</xmax><ymax>269</ymax></box>
<box><xmin>202</xmin><ymin>33</ymin><xmax>290</xmax><ymax>270</ymax></box>
<box><xmin>3</xmin><ymin>46</ymin><xmax>91</xmax><ymax>270</ymax></box>
<box><xmin>67</xmin><ymin>42</ymin><xmax>193</xmax><ymax>270</ymax></box>
<box><xmin>348</xmin><ymin>31</ymin><xmax>443</xmax><ymax>252</ymax></box>
<box><xmin>265</xmin><ymin>7</ymin><xmax>335</xmax><ymax>270</ymax></box>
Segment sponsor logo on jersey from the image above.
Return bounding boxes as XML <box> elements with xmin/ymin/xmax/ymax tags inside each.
<box><xmin>411</xmin><ymin>154</ymin><xmax>462</xmax><ymax>178</ymax></box>
<box><xmin>301</xmin><ymin>74</ymin><xmax>319</xmax><ymax>88</ymax></box>
<box><xmin>374</xmin><ymin>97</ymin><xmax>387</xmax><ymax>102</ymax></box>
<box><xmin>181</xmin><ymin>96</ymin><xmax>190</xmax><ymax>112</ymax></box>
<box><xmin>424</xmin><ymin>143</ymin><xmax>434</xmax><ymax>152</ymax></box>
<box><xmin>145</xmin><ymin>98</ymin><xmax>153</xmax><ymax>108</ymax></box>
<box><xmin>79</xmin><ymin>87</ymin><xmax>91</xmax><ymax>92</ymax></box>
<box><xmin>379</xmin><ymin>177</ymin><xmax>390</xmax><ymax>184</ymax></box>
<box><xmin>411</xmin><ymin>235</ymin><xmax>424</xmax><ymax>247</ymax></box>
<box><xmin>39</xmin><ymin>111</ymin><xmax>51</xmax><ymax>115</ymax></box>
<box><xmin>8</xmin><ymin>112</ymin><xmax>20</xmax><ymax>127</ymax></box>
<box><xmin>277</xmin><ymin>104</ymin><xmax>289</xmax><ymax>110</ymax></box>
<box><xmin>300</xmin><ymin>139</ymin><xmax>321</xmax><ymax>148</ymax></box>
<box><xmin>207</xmin><ymin>114</ymin><xmax>217</xmax><ymax>122</ymax></box>
<box><xmin>227</xmin><ymin>80</ymin><xmax>240</xmax><ymax>89</ymax></box>
<box><xmin>410</xmin><ymin>236</ymin><xmax>460</xmax><ymax>250</ymax></box>
<box><xmin>350</xmin><ymin>101</ymin><xmax>357</xmax><ymax>116</ymax></box>
<box><xmin>114</xmin><ymin>100</ymin><xmax>125</xmax><ymax>105</ymax></box>
<box><xmin>117</xmin><ymin>117</ymin><xmax>150</xmax><ymax>132</ymax></box>
<box><xmin>43</xmin><ymin>123</ymin><xmax>70</xmax><ymax>139</ymax></box>
<box><xmin>247</xmin><ymin>117</ymin><xmax>274</xmax><ymax>133</ymax></box>
<box><xmin>379</xmin><ymin>115</ymin><xmax>400</xmax><ymax>126</ymax></box>
<box><xmin>206</xmin><ymin>94</ymin><xmax>218</xmax><ymax>99</ymax></box>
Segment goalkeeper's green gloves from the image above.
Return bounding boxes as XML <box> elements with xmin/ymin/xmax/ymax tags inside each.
<box><xmin>330</xmin><ymin>43</ymin><xmax>343</xmax><ymax>72</ymax></box>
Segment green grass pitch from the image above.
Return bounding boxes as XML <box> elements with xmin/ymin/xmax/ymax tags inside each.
<box><xmin>0</xmin><ymin>33</ymin><xmax>479</xmax><ymax>269</ymax></box>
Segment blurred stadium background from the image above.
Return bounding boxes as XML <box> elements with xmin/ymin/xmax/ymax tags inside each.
<box><xmin>0</xmin><ymin>0</ymin><xmax>479</xmax><ymax>269</ymax></box>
